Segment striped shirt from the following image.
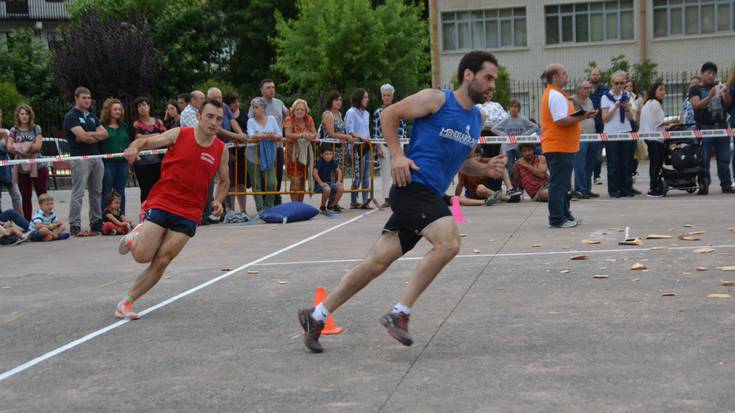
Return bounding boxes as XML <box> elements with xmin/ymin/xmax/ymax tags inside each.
<box><xmin>29</xmin><ymin>209</ymin><xmax>58</xmax><ymax>232</ymax></box>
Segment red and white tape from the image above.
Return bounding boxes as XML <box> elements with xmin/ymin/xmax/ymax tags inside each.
<box><xmin>2</xmin><ymin>128</ymin><xmax>733</xmax><ymax>166</ymax></box>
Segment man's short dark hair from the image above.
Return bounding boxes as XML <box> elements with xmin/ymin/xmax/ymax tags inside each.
<box><xmin>177</xmin><ymin>93</ymin><xmax>190</xmax><ymax>103</ymax></box>
<box><xmin>74</xmin><ymin>86</ymin><xmax>91</xmax><ymax>98</ymax></box>
<box><xmin>519</xmin><ymin>143</ymin><xmax>536</xmax><ymax>152</ymax></box>
<box><xmin>319</xmin><ymin>143</ymin><xmax>334</xmax><ymax>153</ymax></box>
<box><xmin>201</xmin><ymin>99</ymin><xmax>224</xmax><ymax>113</ymax></box>
<box><xmin>701</xmin><ymin>61</ymin><xmax>718</xmax><ymax>74</ymax></box>
<box><xmin>223</xmin><ymin>91</ymin><xmax>239</xmax><ymax>106</ymax></box>
<box><xmin>260</xmin><ymin>79</ymin><xmax>275</xmax><ymax>88</ymax></box>
<box><xmin>457</xmin><ymin>51</ymin><xmax>498</xmax><ymax>86</ymax></box>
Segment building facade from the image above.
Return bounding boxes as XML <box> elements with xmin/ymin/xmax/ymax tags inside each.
<box><xmin>431</xmin><ymin>0</ymin><xmax>735</xmax><ymax>84</ymax></box>
<box><xmin>0</xmin><ymin>0</ymin><xmax>70</xmax><ymax>45</ymax></box>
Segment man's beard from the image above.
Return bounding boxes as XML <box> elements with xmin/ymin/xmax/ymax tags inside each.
<box><xmin>468</xmin><ymin>81</ymin><xmax>486</xmax><ymax>104</ymax></box>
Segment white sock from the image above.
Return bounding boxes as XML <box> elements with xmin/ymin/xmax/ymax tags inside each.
<box><xmin>311</xmin><ymin>302</ymin><xmax>329</xmax><ymax>322</ymax></box>
<box><xmin>391</xmin><ymin>303</ymin><xmax>412</xmax><ymax>315</ymax></box>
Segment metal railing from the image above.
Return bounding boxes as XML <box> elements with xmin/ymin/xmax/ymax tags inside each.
<box><xmin>0</xmin><ymin>0</ymin><xmax>69</xmax><ymax>20</ymax></box>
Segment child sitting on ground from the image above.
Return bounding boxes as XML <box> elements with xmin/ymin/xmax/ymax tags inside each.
<box><xmin>102</xmin><ymin>190</ymin><xmax>132</xmax><ymax>235</ymax></box>
<box><xmin>313</xmin><ymin>145</ymin><xmax>345</xmax><ymax>214</ymax></box>
<box><xmin>28</xmin><ymin>193</ymin><xmax>70</xmax><ymax>241</ymax></box>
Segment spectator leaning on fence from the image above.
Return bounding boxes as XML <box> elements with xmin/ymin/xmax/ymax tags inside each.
<box><xmin>100</xmin><ymin>98</ymin><xmax>132</xmax><ymax>215</ymax></box>
<box><xmin>679</xmin><ymin>75</ymin><xmax>701</xmax><ymax>128</ymax></box>
<box><xmin>63</xmin><ymin>86</ymin><xmax>108</xmax><ymax>236</ymax></box>
<box><xmin>248</xmin><ymin>79</ymin><xmax>290</xmax><ymax>206</ymax></box>
<box><xmin>283</xmin><ymin>98</ymin><xmax>317</xmax><ymax>203</ymax></box>
<box><xmin>132</xmin><ymin>96</ymin><xmax>167</xmax><ymax>204</ymax></box>
<box><xmin>541</xmin><ymin>63</ymin><xmax>595</xmax><ymax>229</ymax></box>
<box><xmin>689</xmin><ymin>61</ymin><xmax>733</xmax><ymax>195</ymax></box>
<box><xmin>7</xmin><ymin>104</ymin><xmax>46</xmax><ymax>220</ymax></box>
<box><xmin>163</xmin><ymin>100</ymin><xmax>180</xmax><ymax>130</ymax></box>
<box><xmin>0</xmin><ymin>115</ymin><xmax>24</xmax><ymax>216</ymax></box>
<box><xmin>373</xmin><ymin>83</ymin><xmax>407</xmax><ymax>209</ymax></box>
<box><xmin>180</xmin><ymin>90</ymin><xmax>205</xmax><ymax>127</ymax></box>
<box><xmin>246</xmin><ymin>97</ymin><xmax>281</xmax><ymax>214</ymax></box>
<box><xmin>345</xmin><ymin>88</ymin><xmax>373</xmax><ymax>209</ymax></box>
<box><xmin>640</xmin><ymin>80</ymin><xmax>679</xmax><ymax>198</ymax></box>
<box><xmin>570</xmin><ymin>81</ymin><xmax>599</xmax><ymax>199</ymax></box>
<box><xmin>601</xmin><ymin>71</ymin><xmax>637</xmax><ymax>198</ymax></box>
<box><xmin>318</xmin><ymin>91</ymin><xmax>353</xmax><ymax>170</ymax></box>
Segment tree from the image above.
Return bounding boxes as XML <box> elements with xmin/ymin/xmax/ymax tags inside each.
<box><xmin>65</xmin><ymin>0</ymin><xmax>225</xmax><ymax>98</ymax></box>
<box><xmin>273</xmin><ymin>0</ymin><xmax>429</xmax><ymax>114</ymax></box>
<box><xmin>586</xmin><ymin>55</ymin><xmax>658</xmax><ymax>94</ymax></box>
<box><xmin>0</xmin><ymin>82</ymin><xmax>28</xmax><ymax>126</ymax></box>
<box><xmin>50</xmin><ymin>13</ymin><xmax>161</xmax><ymax>101</ymax></box>
<box><xmin>0</xmin><ymin>30</ymin><xmax>56</xmax><ymax>105</ymax></box>
<box><xmin>212</xmin><ymin>0</ymin><xmax>299</xmax><ymax>96</ymax></box>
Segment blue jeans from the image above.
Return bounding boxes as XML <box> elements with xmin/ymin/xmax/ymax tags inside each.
<box><xmin>351</xmin><ymin>148</ymin><xmax>371</xmax><ymax>204</ymax></box>
<box><xmin>697</xmin><ymin>124</ymin><xmax>732</xmax><ymax>188</ymax></box>
<box><xmin>0</xmin><ymin>209</ymin><xmax>29</xmax><ymax>230</ymax></box>
<box><xmin>546</xmin><ymin>153</ymin><xmax>576</xmax><ymax>226</ymax></box>
<box><xmin>102</xmin><ymin>161</ymin><xmax>128</xmax><ymax>214</ymax></box>
<box><xmin>506</xmin><ymin>148</ymin><xmax>520</xmax><ymax>174</ymax></box>
<box><xmin>605</xmin><ymin>140</ymin><xmax>635</xmax><ymax>196</ymax></box>
<box><xmin>573</xmin><ymin>141</ymin><xmax>600</xmax><ymax>194</ymax></box>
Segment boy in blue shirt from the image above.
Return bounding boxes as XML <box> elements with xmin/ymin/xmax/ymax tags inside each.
<box><xmin>312</xmin><ymin>145</ymin><xmax>344</xmax><ymax>214</ymax></box>
<box><xmin>29</xmin><ymin>194</ymin><xmax>70</xmax><ymax>241</ymax></box>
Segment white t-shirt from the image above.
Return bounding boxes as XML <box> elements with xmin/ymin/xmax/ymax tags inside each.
<box><xmin>639</xmin><ymin>99</ymin><xmax>666</xmax><ymax>142</ymax></box>
<box><xmin>601</xmin><ymin>93</ymin><xmax>632</xmax><ymax>133</ymax></box>
<box><xmin>548</xmin><ymin>89</ymin><xmax>570</xmax><ymax>122</ymax></box>
<box><xmin>246</xmin><ymin>115</ymin><xmax>282</xmax><ymax>162</ymax></box>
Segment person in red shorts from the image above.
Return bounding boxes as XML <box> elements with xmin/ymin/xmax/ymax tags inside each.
<box><xmin>511</xmin><ymin>143</ymin><xmax>549</xmax><ymax>202</ymax></box>
<box><xmin>113</xmin><ymin>100</ymin><xmax>230</xmax><ymax>320</ymax></box>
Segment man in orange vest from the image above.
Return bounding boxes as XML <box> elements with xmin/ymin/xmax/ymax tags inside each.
<box><xmin>540</xmin><ymin>64</ymin><xmax>597</xmax><ymax>228</ymax></box>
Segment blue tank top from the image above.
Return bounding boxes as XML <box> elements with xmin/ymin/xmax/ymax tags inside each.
<box><xmin>407</xmin><ymin>89</ymin><xmax>482</xmax><ymax>196</ymax></box>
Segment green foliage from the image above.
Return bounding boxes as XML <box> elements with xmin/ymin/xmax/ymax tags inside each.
<box><xmin>192</xmin><ymin>79</ymin><xmax>239</xmax><ymax>97</ymax></box>
<box><xmin>586</xmin><ymin>55</ymin><xmax>658</xmax><ymax>94</ymax></box>
<box><xmin>212</xmin><ymin>0</ymin><xmax>299</xmax><ymax>96</ymax></box>
<box><xmin>0</xmin><ymin>30</ymin><xmax>56</xmax><ymax>105</ymax></box>
<box><xmin>273</xmin><ymin>0</ymin><xmax>429</xmax><ymax>116</ymax></box>
<box><xmin>0</xmin><ymin>82</ymin><xmax>28</xmax><ymax>126</ymax></box>
<box><xmin>66</xmin><ymin>0</ymin><xmax>225</xmax><ymax>98</ymax></box>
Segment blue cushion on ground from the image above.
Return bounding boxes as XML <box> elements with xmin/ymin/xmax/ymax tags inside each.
<box><xmin>259</xmin><ymin>202</ymin><xmax>319</xmax><ymax>224</ymax></box>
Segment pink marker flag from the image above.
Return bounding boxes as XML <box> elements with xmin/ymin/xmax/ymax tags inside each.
<box><xmin>451</xmin><ymin>196</ymin><xmax>468</xmax><ymax>224</ymax></box>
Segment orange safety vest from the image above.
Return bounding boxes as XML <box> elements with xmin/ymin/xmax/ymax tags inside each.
<box><xmin>540</xmin><ymin>85</ymin><xmax>581</xmax><ymax>153</ymax></box>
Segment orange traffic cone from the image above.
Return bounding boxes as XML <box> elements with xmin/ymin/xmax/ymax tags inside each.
<box><xmin>312</xmin><ymin>286</ymin><xmax>344</xmax><ymax>335</ymax></box>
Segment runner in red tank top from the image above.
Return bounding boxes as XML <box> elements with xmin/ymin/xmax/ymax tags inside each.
<box><xmin>113</xmin><ymin>100</ymin><xmax>231</xmax><ymax>320</ymax></box>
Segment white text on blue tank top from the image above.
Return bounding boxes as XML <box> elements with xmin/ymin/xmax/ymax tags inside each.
<box><xmin>438</xmin><ymin>124</ymin><xmax>475</xmax><ymax>147</ymax></box>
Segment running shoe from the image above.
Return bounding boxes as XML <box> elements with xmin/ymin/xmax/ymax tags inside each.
<box><xmin>380</xmin><ymin>312</ymin><xmax>413</xmax><ymax>346</ymax></box>
<box><xmin>114</xmin><ymin>300</ymin><xmax>139</xmax><ymax>320</ymax></box>
<box><xmin>485</xmin><ymin>190</ymin><xmax>503</xmax><ymax>206</ymax></box>
<box><xmin>298</xmin><ymin>308</ymin><xmax>325</xmax><ymax>353</ymax></box>
<box><xmin>118</xmin><ymin>223</ymin><xmax>143</xmax><ymax>255</ymax></box>
<box><xmin>506</xmin><ymin>188</ymin><xmax>523</xmax><ymax>197</ymax></box>
<box><xmin>57</xmin><ymin>232</ymin><xmax>71</xmax><ymax>240</ymax></box>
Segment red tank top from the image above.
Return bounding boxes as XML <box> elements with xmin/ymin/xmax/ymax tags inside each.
<box><xmin>145</xmin><ymin>127</ymin><xmax>224</xmax><ymax>223</ymax></box>
<box><xmin>518</xmin><ymin>155</ymin><xmax>549</xmax><ymax>197</ymax></box>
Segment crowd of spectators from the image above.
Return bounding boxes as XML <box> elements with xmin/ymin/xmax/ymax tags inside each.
<box><xmin>1</xmin><ymin>60</ymin><xmax>735</xmax><ymax>245</ymax></box>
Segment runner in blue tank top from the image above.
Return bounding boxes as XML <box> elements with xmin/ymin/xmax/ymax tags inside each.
<box><xmin>299</xmin><ymin>51</ymin><xmax>507</xmax><ymax>353</ymax></box>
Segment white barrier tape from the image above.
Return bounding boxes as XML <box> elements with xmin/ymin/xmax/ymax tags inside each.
<box><xmin>3</xmin><ymin>128</ymin><xmax>733</xmax><ymax>166</ymax></box>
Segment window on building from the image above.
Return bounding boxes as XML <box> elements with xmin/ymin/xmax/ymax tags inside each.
<box><xmin>5</xmin><ymin>0</ymin><xmax>30</xmax><ymax>15</ymax></box>
<box><xmin>653</xmin><ymin>0</ymin><xmax>734</xmax><ymax>37</ymax></box>
<box><xmin>545</xmin><ymin>1</ymin><xmax>634</xmax><ymax>45</ymax></box>
<box><xmin>442</xmin><ymin>7</ymin><xmax>527</xmax><ymax>51</ymax></box>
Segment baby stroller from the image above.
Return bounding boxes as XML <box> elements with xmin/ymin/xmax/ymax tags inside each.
<box><xmin>661</xmin><ymin>124</ymin><xmax>700</xmax><ymax>195</ymax></box>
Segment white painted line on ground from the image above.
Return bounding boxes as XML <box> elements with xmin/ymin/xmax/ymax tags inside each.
<box><xmin>0</xmin><ymin>210</ymin><xmax>377</xmax><ymax>382</ymax></box>
<box><xmin>253</xmin><ymin>244</ymin><xmax>735</xmax><ymax>267</ymax></box>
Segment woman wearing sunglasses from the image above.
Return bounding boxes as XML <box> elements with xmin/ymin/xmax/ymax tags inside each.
<box><xmin>600</xmin><ymin>71</ymin><xmax>638</xmax><ymax>198</ymax></box>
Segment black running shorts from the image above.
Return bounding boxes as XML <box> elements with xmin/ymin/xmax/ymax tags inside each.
<box><xmin>383</xmin><ymin>182</ymin><xmax>452</xmax><ymax>253</ymax></box>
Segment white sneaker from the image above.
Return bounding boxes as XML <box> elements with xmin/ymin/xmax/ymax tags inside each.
<box><xmin>118</xmin><ymin>223</ymin><xmax>143</xmax><ymax>255</ymax></box>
